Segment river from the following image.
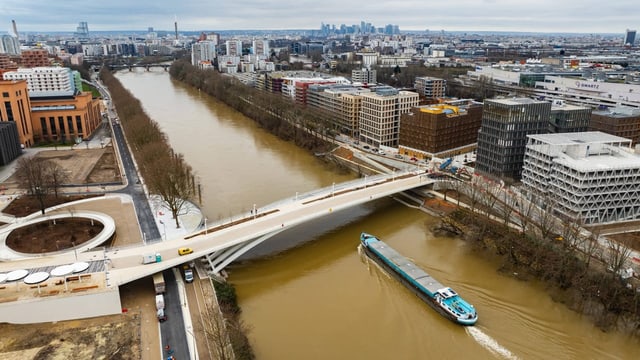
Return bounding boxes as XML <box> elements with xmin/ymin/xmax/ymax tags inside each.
<box><xmin>115</xmin><ymin>68</ymin><xmax>639</xmax><ymax>359</ymax></box>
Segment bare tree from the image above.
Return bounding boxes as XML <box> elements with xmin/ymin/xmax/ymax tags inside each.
<box><xmin>45</xmin><ymin>160</ymin><xmax>68</xmax><ymax>198</ymax></box>
<box><xmin>604</xmin><ymin>237</ymin><xmax>633</xmax><ymax>280</ymax></box>
<box><xmin>146</xmin><ymin>152</ymin><xmax>197</xmax><ymax>228</ymax></box>
<box><xmin>496</xmin><ymin>188</ymin><xmax>518</xmax><ymax>230</ymax></box>
<box><xmin>199</xmin><ymin>297</ymin><xmax>234</xmax><ymax>360</ymax></box>
<box><xmin>531</xmin><ymin>194</ymin><xmax>559</xmax><ymax>241</ymax></box>
<box><xmin>14</xmin><ymin>156</ymin><xmax>67</xmax><ymax>214</ymax></box>
<box><xmin>513</xmin><ymin>191</ymin><xmax>537</xmax><ymax>237</ymax></box>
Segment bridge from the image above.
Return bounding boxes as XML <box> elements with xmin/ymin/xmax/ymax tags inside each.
<box><xmin>107</xmin><ymin>63</ymin><xmax>171</xmax><ymax>71</ymax></box>
<box><xmin>106</xmin><ymin>170</ymin><xmax>433</xmax><ymax>285</ymax></box>
<box><xmin>0</xmin><ymin>170</ymin><xmax>435</xmax><ymax>323</ymax></box>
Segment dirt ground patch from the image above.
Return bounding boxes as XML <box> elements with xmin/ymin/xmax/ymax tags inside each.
<box><xmin>4</xmin><ymin>146</ymin><xmax>121</xmax><ymax>186</ymax></box>
<box><xmin>0</xmin><ymin>313</ymin><xmax>141</xmax><ymax>359</ymax></box>
<box><xmin>2</xmin><ymin>194</ymin><xmax>101</xmax><ymax>217</ymax></box>
<box><xmin>5</xmin><ymin>218</ymin><xmax>103</xmax><ymax>253</ymax></box>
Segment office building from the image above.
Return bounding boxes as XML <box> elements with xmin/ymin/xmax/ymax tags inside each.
<box><xmin>590</xmin><ymin>106</ymin><xmax>640</xmax><ymax>145</ymax></box>
<box><xmin>414</xmin><ymin>76</ymin><xmax>446</xmax><ymax>98</ymax></box>
<box><xmin>30</xmin><ymin>92</ymin><xmax>102</xmax><ymax>144</ymax></box>
<box><xmin>548</xmin><ymin>101</ymin><xmax>591</xmax><ymax>133</ymax></box>
<box><xmin>359</xmin><ymin>87</ymin><xmax>419</xmax><ymax>148</ymax></box>
<box><xmin>521</xmin><ymin>132</ymin><xmax>640</xmax><ymax>224</ymax></box>
<box><xmin>0</xmin><ymin>121</ymin><xmax>21</xmax><ymax>165</ymax></box>
<box><xmin>475</xmin><ymin>98</ymin><xmax>551</xmax><ymax>180</ymax></box>
<box><xmin>399</xmin><ymin>100</ymin><xmax>483</xmax><ymax>159</ymax></box>
<box><xmin>0</xmin><ymin>79</ymin><xmax>34</xmax><ymax>147</ymax></box>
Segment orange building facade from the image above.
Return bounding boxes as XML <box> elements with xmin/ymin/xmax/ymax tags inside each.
<box><xmin>0</xmin><ymin>80</ymin><xmax>34</xmax><ymax>147</ymax></box>
<box><xmin>30</xmin><ymin>92</ymin><xmax>102</xmax><ymax>144</ymax></box>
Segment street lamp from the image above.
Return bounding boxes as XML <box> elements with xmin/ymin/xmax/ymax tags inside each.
<box><xmin>35</xmin><ymin>186</ymin><xmax>45</xmax><ymax>214</ymax></box>
<box><xmin>204</xmin><ymin>217</ymin><xmax>208</xmax><ymax>235</ymax></box>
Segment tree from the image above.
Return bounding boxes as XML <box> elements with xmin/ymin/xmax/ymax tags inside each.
<box><xmin>146</xmin><ymin>152</ymin><xmax>197</xmax><ymax>228</ymax></box>
<box><xmin>14</xmin><ymin>156</ymin><xmax>68</xmax><ymax>214</ymax></box>
<box><xmin>200</xmin><ymin>297</ymin><xmax>234</xmax><ymax>360</ymax></box>
<box><xmin>604</xmin><ymin>238</ymin><xmax>633</xmax><ymax>280</ymax></box>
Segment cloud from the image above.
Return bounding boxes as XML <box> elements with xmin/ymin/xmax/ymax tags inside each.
<box><xmin>0</xmin><ymin>0</ymin><xmax>637</xmax><ymax>33</ymax></box>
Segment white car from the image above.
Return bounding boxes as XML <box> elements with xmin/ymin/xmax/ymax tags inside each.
<box><xmin>184</xmin><ymin>269</ymin><xmax>194</xmax><ymax>283</ymax></box>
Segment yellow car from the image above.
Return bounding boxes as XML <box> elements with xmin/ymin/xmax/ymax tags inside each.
<box><xmin>178</xmin><ymin>247</ymin><xmax>193</xmax><ymax>256</ymax></box>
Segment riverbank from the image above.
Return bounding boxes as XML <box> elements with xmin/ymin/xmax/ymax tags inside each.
<box><xmin>443</xmin><ymin>206</ymin><xmax>640</xmax><ymax>337</ymax></box>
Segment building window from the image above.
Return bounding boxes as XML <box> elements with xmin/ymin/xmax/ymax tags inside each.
<box><xmin>67</xmin><ymin>116</ymin><xmax>74</xmax><ymax>133</ymax></box>
<box><xmin>40</xmin><ymin>117</ymin><xmax>48</xmax><ymax>135</ymax></box>
<box><xmin>76</xmin><ymin>115</ymin><xmax>82</xmax><ymax>133</ymax></box>
<box><xmin>2</xmin><ymin>92</ymin><xmax>8</xmax><ymax>98</ymax></box>
<box><xmin>58</xmin><ymin>116</ymin><xmax>65</xmax><ymax>140</ymax></box>
<box><xmin>49</xmin><ymin>117</ymin><xmax>57</xmax><ymax>135</ymax></box>
<box><xmin>4</xmin><ymin>102</ymin><xmax>14</xmax><ymax>122</ymax></box>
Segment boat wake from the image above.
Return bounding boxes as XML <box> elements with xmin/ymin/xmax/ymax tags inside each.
<box><xmin>466</xmin><ymin>327</ymin><xmax>520</xmax><ymax>360</ymax></box>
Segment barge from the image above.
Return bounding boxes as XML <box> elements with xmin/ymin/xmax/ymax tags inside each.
<box><xmin>360</xmin><ymin>232</ymin><xmax>477</xmax><ymax>326</ymax></box>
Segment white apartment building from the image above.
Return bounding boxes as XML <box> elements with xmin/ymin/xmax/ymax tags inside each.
<box><xmin>3</xmin><ymin>67</ymin><xmax>76</xmax><ymax>97</ymax></box>
<box><xmin>359</xmin><ymin>87</ymin><xmax>419</xmax><ymax>147</ymax></box>
<box><xmin>521</xmin><ymin>131</ymin><xmax>640</xmax><ymax>224</ymax></box>
<box><xmin>217</xmin><ymin>55</ymin><xmax>241</xmax><ymax>72</ymax></box>
<box><xmin>252</xmin><ymin>40</ymin><xmax>270</xmax><ymax>57</ymax></box>
<box><xmin>225</xmin><ymin>40</ymin><xmax>243</xmax><ymax>56</ymax></box>
<box><xmin>191</xmin><ymin>41</ymin><xmax>216</xmax><ymax>67</ymax></box>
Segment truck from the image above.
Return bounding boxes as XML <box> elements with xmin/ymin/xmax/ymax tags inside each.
<box><xmin>155</xmin><ymin>294</ymin><xmax>165</xmax><ymax>310</ymax></box>
<box><xmin>142</xmin><ymin>253</ymin><xmax>161</xmax><ymax>264</ymax></box>
<box><xmin>155</xmin><ymin>294</ymin><xmax>167</xmax><ymax>322</ymax></box>
<box><xmin>153</xmin><ymin>272</ymin><xmax>166</xmax><ymax>294</ymax></box>
<box><xmin>439</xmin><ymin>158</ymin><xmax>453</xmax><ymax>170</ymax></box>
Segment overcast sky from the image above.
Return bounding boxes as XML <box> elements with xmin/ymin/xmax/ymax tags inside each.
<box><xmin>0</xmin><ymin>0</ymin><xmax>637</xmax><ymax>34</ymax></box>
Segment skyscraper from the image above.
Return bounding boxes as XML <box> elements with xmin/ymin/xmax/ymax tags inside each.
<box><xmin>624</xmin><ymin>29</ymin><xmax>636</xmax><ymax>46</ymax></box>
<box><xmin>75</xmin><ymin>22</ymin><xmax>89</xmax><ymax>39</ymax></box>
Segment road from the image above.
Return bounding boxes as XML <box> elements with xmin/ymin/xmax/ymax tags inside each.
<box><xmin>160</xmin><ymin>269</ymin><xmax>190</xmax><ymax>360</ymax></box>
<box><xmin>92</xmin><ymin>75</ymin><xmax>189</xmax><ymax>358</ymax></box>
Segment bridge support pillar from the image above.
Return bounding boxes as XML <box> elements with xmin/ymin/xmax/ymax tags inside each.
<box><xmin>207</xmin><ymin>228</ymin><xmax>286</xmax><ymax>274</ymax></box>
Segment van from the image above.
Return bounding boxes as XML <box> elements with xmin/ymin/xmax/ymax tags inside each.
<box><xmin>184</xmin><ymin>269</ymin><xmax>194</xmax><ymax>283</ymax></box>
<box><xmin>178</xmin><ymin>247</ymin><xmax>193</xmax><ymax>256</ymax></box>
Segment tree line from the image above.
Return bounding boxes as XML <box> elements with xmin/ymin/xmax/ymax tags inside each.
<box><xmin>169</xmin><ymin>59</ymin><xmax>333</xmax><ymax>153</ymax></box>
<box><xmin>99</xmin><ymin>68</ymin><xmax>197</xmax><ymax>228</ymax></box>
<box><xmin>437</xmin><ymin>176</ymin><xmax>640</xmax><ymax>334</ymax></box>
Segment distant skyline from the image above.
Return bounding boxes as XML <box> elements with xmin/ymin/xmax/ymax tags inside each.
<box><xmin>0</xmin><ymin>0</ymin><xmax>638</xmax><ymax>35</ymax></box>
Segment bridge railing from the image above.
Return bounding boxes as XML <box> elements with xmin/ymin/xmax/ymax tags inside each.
<box><xmin>199</xmin><ymin>171</ymin><xmax>417</xmax><ymax>232</ymax></box>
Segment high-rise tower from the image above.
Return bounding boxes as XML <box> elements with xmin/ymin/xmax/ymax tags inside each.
<box><xmin>624</xmin><ymin>29</ymin><xmax>637</xmax><ymax>46</ymax></box>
